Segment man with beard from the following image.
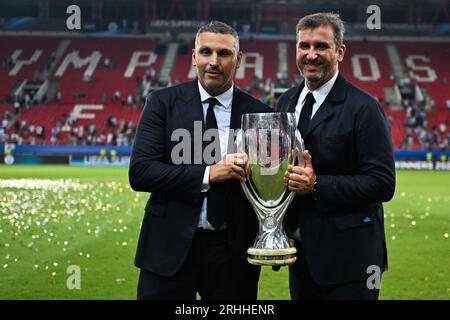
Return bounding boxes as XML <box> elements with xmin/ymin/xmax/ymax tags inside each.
<box><xmin>129</xmin><ymin>21</ymin><xmax>270</xmax><ymax>299</ymax></box>
<box><xmin>277</xmin><ymin>12</ymin><xmax>395</xmax><ymax>300</ymax></box>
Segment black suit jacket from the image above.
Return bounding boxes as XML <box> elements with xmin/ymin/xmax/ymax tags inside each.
<box><xmin>277</xmin><ymin>74</ymin><xmax>395</xmax><ymax>286</ymax></box>
<box><xmin>129</xmin><ymin>80</ymin><xmax>271</xmax><ymax>277</ymax></box>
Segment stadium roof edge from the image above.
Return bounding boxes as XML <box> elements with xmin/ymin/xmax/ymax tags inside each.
<box><xmin>1</xmin><ymin>30</ymin><xmax>450</xmax><ymax>43</ymax></box>
<box><xmin>0</xmin><ymin>30</ymin><xmax>167</xmax><ymax>40</ymax></box>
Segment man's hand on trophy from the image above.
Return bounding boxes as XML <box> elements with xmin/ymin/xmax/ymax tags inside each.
<box><xmin>209</xmin><ymin>153</ymin><xmax>248</xmax><ymax>184</ymax></box>
<box><xmin>284</xmin><ymin>150</ymin><xmax>316</xmax><ymax>194</ymax></box>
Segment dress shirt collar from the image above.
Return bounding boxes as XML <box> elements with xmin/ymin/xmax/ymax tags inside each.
<box><xmin>198</xmin><ymin>80</ymin><xmax>233</xmax><ymax>109</ymax></box>
<box><xmin>299</xmin><ymin>70</ymin><xmax>339</xmax><ymax>106</ymax></box>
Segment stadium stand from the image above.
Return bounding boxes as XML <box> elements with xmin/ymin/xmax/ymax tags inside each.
<box><xmin>1</xmin><ymin>34</ymin><xmax>449</xmax><ymax>150</ymax></box>
<box><xmin>0</xmin><ymin>36</ymin><xmax>60</xmax><ymax>102</ymax></box>
<box><xmin>49</xmin><ymin>37</ymin><xmax>162</xmax><ymax>104</ymax></box>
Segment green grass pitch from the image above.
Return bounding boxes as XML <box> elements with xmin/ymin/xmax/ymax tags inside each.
<box><xmin>0</xmin><ymin>165</ymin><xmax>448</xmax><ymax>299</ymax></box>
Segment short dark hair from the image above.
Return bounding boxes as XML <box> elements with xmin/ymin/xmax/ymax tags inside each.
<box><xmin>195</xmin><ymin>20</ymin><xmax>240</xmax><ymax>52</ymax></box>
<box><xmin>296</xmin><ymin>12</ymin><xmax>345</xmax><ymax>48</ymax></box>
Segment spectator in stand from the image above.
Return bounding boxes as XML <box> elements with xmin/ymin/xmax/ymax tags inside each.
<box><xmin>96</xmin><ymin>129</ymin><xmax>107</xmax><ymax>145</ymax></box>
<box><xmin>400</xmin><ymin>133</ymin><xmax>414</xmax><ymax>150</ymax></box>
<box><xmin>0</xmin><ymin>126</ymin><xmax>8</xmax><ymax>144</ymax></box>
<box><xmin>104</xmin><ymin>58</ymin><xmax>112</xmax><ymax>69</ymax></box>
<box><xmin>430</xmin><ymin>126</ymin><xmax>440</xmax><ymax>149</ymax></box>
<box><xmin>24</xmin><ymin>93</ymin><xmax>31</xmax><ymax>107</ymax></box>
<box><xmin>439</xmin><ymin>121</ymin><xmax>447</xmax><ymax>135</ymax></box>
<box><xmin>0</xmin><ymin>127</ymin><xmax>6</xmax><ymax>143</ymax></box>
<box><xmin>107</xmin><ymin>116</ymin><xmax>117</xmax><ymax>128</ymax></box>
<box><xmin>22</xmin><ymin>125</ymin><xmax>35</xmax><ymax>145</ymax></box>
<box><xmin>127</xmin><ymin>120</ymin><xmax>135</xmax><ymax>131</ymax></box>
<box><xmin>50</xmin><ymin>128</ymin><xmax>58</xmax><ymax>144</ymax></box>
<box><xmin>439</xmin><ymin>134</ymin><xmax>449</xmax><ymax>150</ymax></box>
<box><xmin>404</xmin><ymin>107</ymin><xmax>416</xmax><ymax>128</ymax></box>
<box><xmin>86</xmin><ymin>124</ymin><xmax>97</xmax><ymax>145</ymax></box>
<box><xmin>417</xmin><ymin>126</ymin><xmax>427</xmax><ymax>148</ymax></box>
<box><xmin>2</xmin><ymin>111</ymin><xmax>10</xmax><ymax>129</ymax></box>
<box><xmin>106</xmin><ymin>130</ymin><xmax>114</xmax><ymax>145</ymax></box>
<box><xmin>36</xmin><ymin>125</ymin><xmax>45</xmax><ymax>142</ymax></box>
<box><xmin>113</xmin><ymin>90</ymin><xmax>121</xmax><ymax>102</ymax></box>
<box><xmin>68</xmin><ymin>130</ymin><xmax>77</xmax><ymax>145</ymax></box>
<box><xmin>14</xmin><ymin>101</ymin><xmax>21</xmax><ymax>115</ymax></box>
<box><xmin>264</xmin><ymin>77</ymin><xmax>272</xmax><ymax>94</ymax></box>
<box><xmin>276</xmin><ymin>70</ymin><xmax>289</xmax><ymax>87</ymax></box>
<box><xmin>10</xmin><ymin>132</ymin><xmax>22</xmax><ymax>144</ymax></box>
<box><xmin>127</xmin><ymin>94</ymin><xmax>134</xmax><ymax>106</ymax></box>
<box><xmin>116</xmin><ymin>132</ymin><xmax>125</xmax><ymax>146</ymax></box>
<box><xmin>147</xmin><ymin>67</ymin><xmax>156</xmax><ymax>83</ymax></box>
<box><xmin>398</xmin><ymin>76</ymin><xmax>415</xmax><ymax>101</ymax></box>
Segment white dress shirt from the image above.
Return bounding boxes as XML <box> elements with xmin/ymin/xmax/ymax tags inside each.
<box><xmin>294</xmin><ymin>71</ymin><xmax>339</xmax><ymax>126</ymax></box>
<box><xmin>290</xmin><ymin>71</ymin><xmax>338</xmax><ymax>240</ymax></box>
<box><xmin>197</xmin><ymin>81</ymin><xmax>233</xmax><ymax>229</ymax></box>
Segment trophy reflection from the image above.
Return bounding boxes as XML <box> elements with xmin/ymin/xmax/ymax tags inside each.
<box><xmin>236</xmin><ymin>112</ymin><xmax>304</xmax><ymax>266</ymax></box>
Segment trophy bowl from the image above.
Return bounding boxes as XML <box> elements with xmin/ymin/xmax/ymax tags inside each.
<box><xmin>237</xmin><ymin>112</ymin><xmax>304</xmax><ymax>266</ymax></box>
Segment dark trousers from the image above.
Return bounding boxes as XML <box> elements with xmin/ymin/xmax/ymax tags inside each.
<box><xmin>289</xmin><ymin>242</ymin><xmax>380</xmax><ymax>300</ymax></box>
<box><xmin>137</xmin><ymin>229</ymin><xmax>259</xmax><ymax>300</ymax></box>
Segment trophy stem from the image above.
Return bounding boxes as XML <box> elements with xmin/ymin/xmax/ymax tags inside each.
<box><xmin>242</xmin><ymin>183</ymin><xmax>297</xmax><ymax>266</ymax></box>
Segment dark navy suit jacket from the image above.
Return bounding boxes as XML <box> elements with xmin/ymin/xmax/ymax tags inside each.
<box><xmin>129</xmin><ymin>80</ymin><xmax>271</xmax><ymax>282</ymax></box>
<box><xmin>277</xmin><ymin>73</ymin><xmax>395</xmax><ymax>286</ymax></box>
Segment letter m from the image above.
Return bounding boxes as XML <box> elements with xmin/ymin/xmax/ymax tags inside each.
<box><xmin>54</xmin><ymin>50</ymin><xmax>102</xmax><ymax>79</ymax></box>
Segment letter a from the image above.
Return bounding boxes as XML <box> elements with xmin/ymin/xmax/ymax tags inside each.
<box><xmin>366</xmin><ymin>265</ymin><xmax>381</xmax><ymax>290</ymax></box>
<box><xmin>66</xmin><ymin>5</ymin><xmax>81</xmax><ymax>30</ymax></box>
<box><xmin>66</xmin><ymin>265</ymin><xmax>81</xmax><ymax>290</ymax></box>
<box><xmin>366</xmin><ymin>5</ymin><xmax>381</xmax><ymax>30</ymax></box>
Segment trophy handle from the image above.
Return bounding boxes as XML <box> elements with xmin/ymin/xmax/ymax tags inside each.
<box><xmin>292</xmin><ymin>129</ymin><xmax>305</xmax><ymax>167</ymax></box>
<box><xmin>235</xmin><ymin>128</ymin><xmax>243</xmax><ymax>153</ymax></box>
<box><xmin>236</xmin><ymin>128</ymin><xmax>258</xmax><ymax>214</ymax></box>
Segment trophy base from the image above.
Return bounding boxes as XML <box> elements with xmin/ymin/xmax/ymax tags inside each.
<box><xmin>247</xmin><ymin>247</ymin><xmax>297</xmax><ymax>266</ymax></box>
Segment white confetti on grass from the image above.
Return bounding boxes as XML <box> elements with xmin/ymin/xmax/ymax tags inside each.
<box><xmin>0</xmin><ymin>179</ymin><xmax>95</xmax><ymax>191</ymax></box>
<box><xmin>0</xmin><ymin>178</ymin><xmax>138</xmax><ymax>277</ymax></box>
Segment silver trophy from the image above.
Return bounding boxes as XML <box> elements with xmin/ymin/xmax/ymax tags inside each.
<box><xmin>236</xmin><ymin>112</ymin><xmax>304</xmax><ymax>266</ymax></box>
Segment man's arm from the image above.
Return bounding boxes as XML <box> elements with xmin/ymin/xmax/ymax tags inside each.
<box><xmin>128</xmin><ymin>92</ymin><xmax>206</xmax><ymax>203</ymax></box>
<box><xmin>314</xmin><ymin>101</ymin><xmax>395</xmax><ymax>210</ymax></box>
<box><xmin>287</xmin><ymin>101</ymin><xmax>395</xmax><ymax>211</ymax></box>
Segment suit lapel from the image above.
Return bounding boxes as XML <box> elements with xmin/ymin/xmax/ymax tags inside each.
<box><xmin>304</xmin><ymin>102</ymin><xmax>335</xmax><ymax>138</ymax></box>
<box><xmin>177</xmin><ymin>80</ymin><xmax>204</xmax><ymax>165</ymax></box>
<box><xmin>303</xmin><ymin>73</ymin><xmax>348</xmax><ymax>138</ymax></box>
<box><xmin>180</xmin><ymin>79</ymin><xmax>205</xmax><ymax>132</ymax></box>
<box><xmin>284</xmin><ymin>83</ymin><xmax>304</xmax><ymax>113</ymax></box>
<box><xmin>227</xmin><ymin>87</ymin><xmax>244</xmax><ymax>154</ymax></box>
<box><xmin>230</xmin><ymin>87</ymin><xmax>244</xmax><ymax>130</ymax></box>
